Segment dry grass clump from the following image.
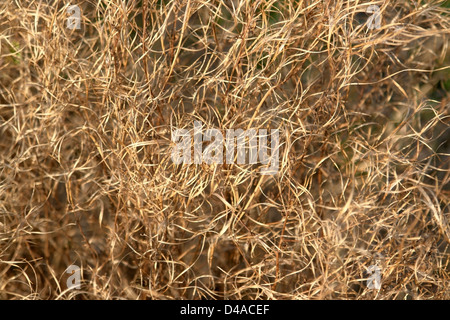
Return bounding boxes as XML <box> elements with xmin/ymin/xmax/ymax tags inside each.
<box><xmin>0</xmin><ymin>0</ymin><xmax>449</xmax><ymax>299</ymax></box>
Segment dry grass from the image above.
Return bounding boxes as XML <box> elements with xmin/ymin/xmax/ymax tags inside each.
<box><xmin>0</xmin><ymin>0</ymin><xmax>449</xmax><ymax>300</ymax></box>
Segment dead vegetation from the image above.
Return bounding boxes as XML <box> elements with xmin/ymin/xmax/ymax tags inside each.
<box><xmin>0</xmin><ymin>0</ymin><xmax>449</xmax><ymax>299</ymax></box>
